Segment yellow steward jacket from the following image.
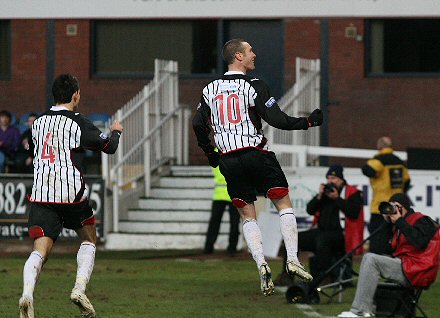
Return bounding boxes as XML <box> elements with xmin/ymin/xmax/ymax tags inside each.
<box><xmin>212</xmin><ymin>166</ymin><xmax>231</xmax><ymax>202</ymax></box>
<box><xmin>362</xmin><ymin>147</ymin><xmax>411</xmax><ymax>214</ymax></box>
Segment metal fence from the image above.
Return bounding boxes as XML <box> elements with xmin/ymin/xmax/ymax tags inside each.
<box><xmin>265</xmin><ymin>58</ymin><xmax>321</xmax><ymax>169</ymax></box>
<box><xmin>102</xmin><ymin>59</ymin><xmax>190</xmax><ymax>232</ymax></box>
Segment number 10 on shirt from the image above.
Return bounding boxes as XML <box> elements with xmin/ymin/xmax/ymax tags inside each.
<box><xmin>214</xmin><ymin>93</ymin><xmax>242</xmax><ymax>125</ymax></box>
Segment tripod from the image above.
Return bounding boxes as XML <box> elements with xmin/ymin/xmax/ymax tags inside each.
<box><xmin>286</xmin><ymin>223</ymin><xmax>386</xmax><ymax>304</ymax></box>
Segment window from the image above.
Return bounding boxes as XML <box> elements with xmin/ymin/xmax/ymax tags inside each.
<box><xmin>92</xmin><ymin>20</ymin><xmax>217</xmax><ymax>77</ymax></box>
<box><xmin>367</xmin><ymin>19</ymin><xmax>440</xmax><ymax>75</ymax></box>
<box><xmin>0</xmin><ymin>20</ymin><xmax>10</xmax><ymax>78</ymax></box>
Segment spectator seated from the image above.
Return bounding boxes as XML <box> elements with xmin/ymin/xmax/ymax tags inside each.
<box><xmin>17</xmin><ymin>111</ymin><xmax>41</xmax><ymax>134</ymax></box>
<box><xmin>0</xmin><ymin>110</ymin><xmax>21</xmax><ymax>173</ymax></box>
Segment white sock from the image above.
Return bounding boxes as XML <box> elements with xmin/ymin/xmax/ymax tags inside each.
<box><xmin>74</xmin><ymin>242</ymin><xmax>96</xmax><ymax>293</ymax></box>
<box><xmin>279</xmin><ymin>208</ymin><xmax>299</xmax><ymax>263</ymax></box>
<box><xmin>22</xmin><ymin>251</ymin><xmax>44</xmax><ymax>299</ymax></box>
<box><xmin>242</xmin><ymin>219</ymin><xmax>266</xmax><ymax>269</ymax></box>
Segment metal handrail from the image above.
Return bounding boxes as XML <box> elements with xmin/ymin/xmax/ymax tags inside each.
<box><xmin>265</xmin><ymin>58</ymin><xmax>321</xmax><ymax>169</ymax></box>
<box><xmin>271</xmin><ymin>144</ymin><xmax>407</xmax><ymax>168</ymax></box>
<box><xmin>102</xmin><ymin>59</ymin><xmax>187</xmax><ymax>233</ymax></box>
<box><xmin>110</xmin><ymin>105</ymin><xmax>184</xmax><ymax>174</ymax></box>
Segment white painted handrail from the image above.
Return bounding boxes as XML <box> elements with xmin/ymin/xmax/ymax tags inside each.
<box><xmin>271</xmin><ymin>144</ymin><xmax>407</xmax><ymax>168</ymax></box>
<box><xmin>266</xmin><ymin>58</ymin><xmax>321</xmax><ymax>169</ymax></box>
<box><xmin>102</xmin><ymin>59</ymin><xmax>189</xmax><ymax>233</ymax></box>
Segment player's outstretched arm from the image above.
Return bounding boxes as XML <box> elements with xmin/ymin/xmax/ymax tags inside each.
<box><xmin>258</xmin><ymin>103</ymin><xmax>323</xmax><ymax>131</ymax></box>
<box><xmin>252</xmin><ymin>80</ymin><xmax>322</xmax><ymax>130</ymax></box>
<box><xmin>80</xmin><ymin>117</ymin><xmax>123</xmax><ymax>154</ymax></box>
<box><xmin>103</xmin><ymin>120</ymin><xmax>124</xmax><ymax>154</ymax></box>
<box><xmin>258</xmin><ymin>101</ymin><xmax>308</xmax><ymax>130</ymax></box>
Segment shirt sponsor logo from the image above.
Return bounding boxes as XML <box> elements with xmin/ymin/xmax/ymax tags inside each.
<box><xmin>220</xmin><ymin>83</ymin><xmax>239</xmax><ymax>91</ymax></box>
<box><xmin>265</xmin><ymin>97</ymin><xmax>276</xmax><ymax>108</ymax></box>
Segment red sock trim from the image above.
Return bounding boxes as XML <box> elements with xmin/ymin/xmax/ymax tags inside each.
<box><xmin>266</xmin><ymin>187</ymin><xmax>289</xmax><ymax>199</ymax></box>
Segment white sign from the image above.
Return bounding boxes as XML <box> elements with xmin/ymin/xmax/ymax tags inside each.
<box><xmin>2</xmin><ymin>0</ymin><xmax>440</xmax><ymax>19</ymax></box>
<box><xmin>258</xmin><ymin>167</ymin><xmax>440</xmax><ymax>256</ymax></box>
<box><xmin>258</xmin><ymin>211</ymin><xmax>284</xmax><ymax>258</ymax></box>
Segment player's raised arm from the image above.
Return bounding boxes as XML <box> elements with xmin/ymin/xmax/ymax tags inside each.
<box><xmin>252</xmin><ymin>80</ymin><xmax>322</xmax><ymax>130</ymax></box>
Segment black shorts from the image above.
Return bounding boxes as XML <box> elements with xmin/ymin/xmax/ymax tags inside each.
<box><xmin>28</xmin><ymin>200</ymin><xmax>95</xmax><ymax>241</ymax></box>
<box><xmin>219</xmin><ymin>148</ymin><xmax>289</xmax><ymax>203</ymax></box>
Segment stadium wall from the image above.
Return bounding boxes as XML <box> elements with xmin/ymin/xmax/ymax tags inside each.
<box><xmin>1</xmin><ymin>19</ymin><xmax>440</xmax><ymax>166</ymax></box>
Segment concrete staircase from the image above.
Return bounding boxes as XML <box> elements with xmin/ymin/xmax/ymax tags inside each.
<box><xmin>105</xmin><ymin>166</ymin><xmax>244</xmax><ymax>250</ymax></box>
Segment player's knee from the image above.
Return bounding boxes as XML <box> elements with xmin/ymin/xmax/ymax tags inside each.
<box><xmin>232</xmin><ymin>198</ymin><xmax>248</xmax><ymax>208</ymax></box>
<box><xmin>266</xmin><ymin>187</ymin><xmax>289</xmax><ymax>199</ymax></box>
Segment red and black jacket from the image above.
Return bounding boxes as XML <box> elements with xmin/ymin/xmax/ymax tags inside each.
<box><xmin>307</xmin><ymin>184</ymin><xmax>364</xmax><ymax>255</ymax></box>
<box><xmin>392</xmin><ymin>211</ymin><xmax>440</xmax><ymax>288</ymax></box>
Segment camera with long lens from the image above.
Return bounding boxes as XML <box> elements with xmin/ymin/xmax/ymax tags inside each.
<box><xmin>324</xmin><ymin>183</ymin><xmax>337</xmax><ymax>194</ymax></box>
<box><xmin>379</xmin><ymin>202</ymin><xmax>399</xmax><ymax>215</ymax></box>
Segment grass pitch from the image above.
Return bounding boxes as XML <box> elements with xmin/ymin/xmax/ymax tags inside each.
<box><xmin>1</xmin><ymin>249</ymin><xmax>439</xmax><ymax>318</ymax></box>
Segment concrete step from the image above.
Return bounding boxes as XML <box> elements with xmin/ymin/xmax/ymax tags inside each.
<box><xmin>127</xmin><ymin>210</ymin><xmax>233</xmax><ymax>222</ymax></box>
<box><xmin>109</xmin><ymin>165</ymin><xmax>240</xmax><ymax>251</ymax></box>
<box><xmin>105</xmin><ymin>232</ymin><xmax>244</xmax><ymax>250</ymax></box>
<box><xmin>138</xmin><ymin>198</ymin><xmax>212</xmax><ymax>210</ymax></box>
<box><xmin>170</xmin><ymin>165</ymin><xmax>212</xmax><ymax>177</ymax></box>
<box><xmin>118</xmin><ymin>220</ymin><xmax>232</xmax><ymax>234</ymax></box>
<box><xmin>158</xmin><ymin>176</ymin><xmax>214</xmax><ymax>188</ymax></box>
<box><xmin>150</xmin><ymin>188</ymin><xmax>213</xmax><ymax>199</ymax></box>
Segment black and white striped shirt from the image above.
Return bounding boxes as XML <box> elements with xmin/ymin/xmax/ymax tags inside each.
<box><xmin>193</xmin><ymin>71</ymin><xmax>309</xmax><ymax>154</ymax></box>
<box><xmin>30</xmin><ymin>106</ymin><xmax>121</xmax><ymax>203</ymax></box>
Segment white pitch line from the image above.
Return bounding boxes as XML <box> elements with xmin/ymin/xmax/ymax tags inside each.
<box><xmin>295</xmin><ymin>304</ymin><xmax>336</xmax><ymax>318</ymax></box>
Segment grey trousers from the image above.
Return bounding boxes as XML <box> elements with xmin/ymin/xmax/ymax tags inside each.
<box><xmin>351</xmin><ymin>253</ymin><xmax>410</xmax><ymax>314</ymax></box>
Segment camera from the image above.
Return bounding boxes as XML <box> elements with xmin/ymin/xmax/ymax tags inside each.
<box><xmin>379</xmin><ymin>202</ymin><xmax>401</xmax><ymax>215</ymax></box>
<box><xmin>324</xmin><ymin>183</ymin><xmax>336</xmax><ymax>194</ymax></box>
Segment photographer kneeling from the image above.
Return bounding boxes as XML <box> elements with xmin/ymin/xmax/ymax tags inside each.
<box><xmin>338</xmin><ymin>193</ymin><xmax>440</xmax><ymax>318</ymax></box>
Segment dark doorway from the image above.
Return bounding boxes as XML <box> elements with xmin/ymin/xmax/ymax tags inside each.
<box><xmin>225</xmin><ymin>20</ymin><xmax>284</xmax><ymax>100</ymax></box>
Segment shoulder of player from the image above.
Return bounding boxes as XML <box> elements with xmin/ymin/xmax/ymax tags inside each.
<box><xmin>247</xmin><ymin>77</ymin><xmax>268</xmax><ymax>90</ymax></box>
<box><xmin>57</xmin><ymin>111</ymin><xmax>94</xmax><ymax>129</ymax></box>
<box><xmin>202</xmin><ymin>77</ymin><xmax>222</xmax><ymax>89</ymax></box>
<box><xmin>35</xmin><ymin>109</ymin><xmax>81</xmax><ymax>122</ymax></box>
<box><xmin>66</xmin><ymin>111</ymin><xmax>91</xmax><ymax>127</ymax></box>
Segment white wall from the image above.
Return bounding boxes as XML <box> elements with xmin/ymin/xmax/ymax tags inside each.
<box><xmin>265</xmin><ymin>167</ymin><xmax>440</xmax><ymax>228</ymax></box>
